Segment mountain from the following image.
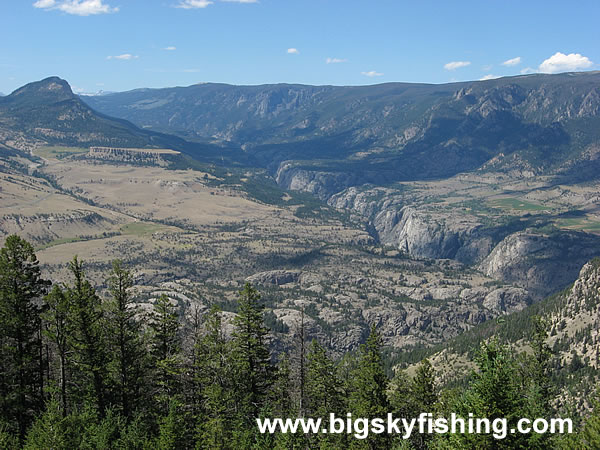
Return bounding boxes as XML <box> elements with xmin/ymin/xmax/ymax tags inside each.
<box><xmin>3</xmin><ymin>75</ymin><xmax>600</xmax><ymax>300</ymax></box>
<box><xmin>0</xmin><ymin>77</ymin><xmax>248</xmax><ymax>165</ymax></box>
<box><xmin>80</xmin><ymin>73</ymin><xmax>600</xmax><ymax>298</ymax></box>
<box><xmin>83</xmin><ymin>72</ymin><xmax>600</xmax><ymax>191</ymax></box>
<box><xmin>412</xmin><ymin>257</ymin><xmax>600</xmax><ymax>410</ymax></box>
<box><xmin>0</xmin><ymin>77</ymin><xmax>164</xmax><ymax>151</ymax></box>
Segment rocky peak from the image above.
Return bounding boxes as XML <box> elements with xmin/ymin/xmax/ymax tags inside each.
<box><xmin>566</xmin><ymin>258</ymin><xmax>600</xmax><ymax>312</ymax></box>
<box><xmin>3</xmin><ymin>76</ymin><xmax>75</xmax><ymax>106</ymax></box>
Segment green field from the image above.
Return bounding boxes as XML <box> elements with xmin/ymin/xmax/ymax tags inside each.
<box><xmin>34</xmin><ymin>146</ymin><xmax>88</xmax><ymax>159</ymax></box>
<box><xmin>36</xmin><ymin>236</ymin><xmax>85</xmax><ymax>251</ymax></box>
<box><xmin>120</xmin><ymin>222</ymin><xmax>164</xmax><ymax>236</ymax></box>
<box><xmin>489</xmin><ymin>197</ymin><xmax>549</xmax><ymax>212</ymax></box>
<box><xmin>555</xmin><ymin>217</ymin><xmax>600</xmax><ymax>233</ymax></box>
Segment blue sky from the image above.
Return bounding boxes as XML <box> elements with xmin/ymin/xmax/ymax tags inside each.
<box><xmin>1</xmin><ymin>0</ymin><xmax>598</xmax><ymax>94</ymax></box>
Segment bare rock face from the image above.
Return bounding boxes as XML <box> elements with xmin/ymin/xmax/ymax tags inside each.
<box><xmin>275</xmin><ymin>162</ymin><xmax>357</xmax><ymax>200</ymax></box>
<box><xmin>391</xmin><ymin>208</ymin><xmax>462</xmax><ymax>259</ymax></box>
<box><xmin>329</xmin><ymin>181</ymin><xmax>600</xmax><ymax>299</ymax></box>
<box><xmin>482</xmin><ymin>287</ymin><xmax>531</xmax><ymax>314</ymax></box>
<box><xmin>245</xmin><ymin>270</ymin><xmax>301</xmax><ymax>286</ymax></box>
<box><xmin>564</xmin><ymin>259</ymin><xmax>600</xmax><ymax>315</ymax></box>
<box><xmin>479</xmin><ymin>231</ymin><xmax>600</xmax><ymax>298</ymax></box>
<box><xmin>329</xmin><ymin>187</ymin><xmax>485</xmax><ymax>261</ymax></box>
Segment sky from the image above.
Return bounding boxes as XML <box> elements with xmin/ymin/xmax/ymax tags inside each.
<box><xmin>0</xmin><ymin>0</ymin><xmax>599</xmax><ymax>94</ymax></box>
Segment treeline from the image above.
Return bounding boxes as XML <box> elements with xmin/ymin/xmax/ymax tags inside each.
<box><xmin>0</xmin><ymin>234</ymin><xmax>599</xmax><ymax>449</ymax></box>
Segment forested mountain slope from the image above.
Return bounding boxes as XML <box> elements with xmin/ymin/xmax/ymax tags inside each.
<box><xmin>0</xmin><ymin>77</ymin><xmax>249</xmax><ymax>165</ymax></box>
<box><xmin>84</xmin><ymin>72</ymin><xmax>600</xmax><ymax>190</ymax></box>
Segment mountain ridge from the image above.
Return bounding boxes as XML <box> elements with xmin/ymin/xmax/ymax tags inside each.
<box><xmin>82</xmin><ymin>71</ymin><xmax>600</xmax><ymax>192</ymax></box>
<box><xmin>0</xmin><ymin>77</ymin><xmax>253</xmax><ymax>165</ymax></box>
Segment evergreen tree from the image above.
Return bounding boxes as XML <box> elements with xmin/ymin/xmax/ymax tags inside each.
<box><xmin>291</xmin><ymin>307</ymin><xmax>307</xmax><ymax>416</ymax></box>
<box><xmin>42</xmin><ymin>285</ymin><xmax>71</xmax><ymax>416</ymax></box>
<box><xmin>193</xmin><ymin>305</ymin><xmax>235</xmax><ymax>448</ymax></box>
<box><xmin>527</xmin><ymin>316</ymin><xmax>554</xmax><ymax>413</ymax></box>
<box><xmin>347</xmin><ymin>325</ymin><xmax>390</xmax><ymax>449</ymax></box>
<box><xmin>389</xmin><ymin>369</ymin><xmax>413</xmax><ymax>417</ymax></box>
<box><xmin>409</xmin><ymin>359</ymin><xmax>437</xmax><ymax>449</ymax></box>
<box><xmin>438</xmin><ymin>339</ymin><xmax>525</xmax><ymax>449</ymax></box>
<box><xmin>270</xmin><ymin>354</ymin><xmax>293</xmax><ymax>419</ymax></box>
<box><xmin>23</xmin><ymin>399</ymin><xmax>71</xmax><ymax>450</ymax></box>
<box><xmin>0</xmin><ymin>235</ymin><xmax>49</xmax><ymax>440</ymax></box>
<box><xmin>154</xmin><ymin>398</ymin><xmax>185</xmax><ymax>450</ymax></box>
<box><xmin>411</xmin><ymin>359</ymin><xmax>437</xmax><ymax>413</ymax></box>
<box><xmin>580</xmin><ymin>394</ymin><xmax>600</xmax><ymax>449</ymax></box>
<box><xmin>106</xmin><ymin>260</ymin><xmax>147</xmax><ymax>420</ymax></box>
<box><xmin>305</xmin><ymin>339</ymin><xmax>346</xmax><ymax>449</ymax></box>
<box><xmin>64</xmin><ymin>257</ymin><xmax>109</xmax><ymax>417</ymax></box>
<box><xmin>149</xmin><ymin>294</ymin><xmax>181</xmax><ymax>411</ymax></box>
<box><xmin>231</xmin><ymin>284</ymin><xmax>274</xmax><ymax>437</ymax></box>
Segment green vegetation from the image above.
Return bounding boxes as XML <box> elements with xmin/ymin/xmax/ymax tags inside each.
<box><xmin>33</xmin><ymin>146</ymin><xmax>88</xmax><ymax>159</ymax></box>
<box><xmin>1</xmin><ymin>235</ymin><xmax>599</xmax><ymax>448</ymax></box>
<box><xmin>36</xmin><ymin>236</ymin><xmax>86</xmax><ymax>250</ymax></box>
<box><xmin>556</xmin><ymin>217</ymin><xmax>600</xmax><ymax>233</ymax></box>
<box><xmin>120</xmin><ymin>222</ymin><xmax>165</xmax><ymax>236</ymax></box>
<box><xmin>489</xmin><ymin>197</ymin><xmax>550</xmax><ymax>212</ymax></box>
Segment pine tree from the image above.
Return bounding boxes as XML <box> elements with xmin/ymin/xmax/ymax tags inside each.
<box><xmin>411</xmin><ymin>359</ymin><xmax>437</xmax><ymax>413</ymax></box>
<box><xmin>580</xmin><ymin>394</ymin><xmax>600</xmax><ymax>449</ymax></box>
<box><xmin>64</xmin><ymin>256</ymin><xmax>109</xmax><ymax>417</ymax></box>
<box><xmin>517</xmin><ymin>316</ymin><xmax>555</xmax><ymax>449</ymax></box>
<box><xmin>347</xmin><ymin>325</ymin><xmax>390</xmax><ymax>449</ymax></box>
<box><xmin>231</xmin><ymin>284</ymin><xmax>274</xmax><ymax>434</ymax></box>
<box><xmin>439</xmin><ymin>339</ymin><xmax>524</xmax><ymax>449</ymax></box>
<box><xmin>23</xmin><ymin>398</ymin><xmax>71</xmax><ymax>449</ymax></box>
<box><xmin>291</xmin><ymin>307</ymin><xmax>307</xmax><ymax>416</ymax></box>
<box><xmin>106</xmin><ymin>260</ymin><xmax>146</xmax><ymax>420</ymax></box>
<box><xmin>149</xmin><ymin>293</ymin><xmax>181</xmax><ymax>411</ymax></box>
<box><xmin>408</xmin><ymin>359</ymin><xmax>437</xmax><ymax>449</ymax></box>
<box><xmin>389</xmin><ymin>368</ymin><xmax>413</xmax><ymax>414</ymax></box>
<box><xmin>306</xmin><ymin>339</ymin><xmax>345</xmax><ymax>449</ymax></box>
<box><xmin>193</xmin><ymin>305</ymin><xmax>235</xmax><ymax>448</ymax></box>
<box><xmin>153</xmin><ymin>398</ymin><xmax>185</xmax><ymax>450</ymax></box>
<box><xmin>528</xmin><ymin>316</ymin><xmax>553</xmax><ymax>412</ymax></box>
<box><xmin>0</xmin><ymin>235</ymin><xmax>49</xmax><ymax>440</ymax></box>
<box><xmin>42</xmin><ymin>285</ymin><xmax>70</xmax><ymax>416</ymax></box>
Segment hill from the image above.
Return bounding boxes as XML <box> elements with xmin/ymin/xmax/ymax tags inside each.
<box><xmin>397</xmin><ymin>258</ymin><xmax>600</xmax><ymax>412</ymax></box>
<box><xmin>83</xmin><ymin>72</ymin><xmax>600</xmax><ymax>191</ymax></box>
<box><xmin>0</xmin><ymin>77</ymin><xmax>249</xmax><ymax>165</ymax></box>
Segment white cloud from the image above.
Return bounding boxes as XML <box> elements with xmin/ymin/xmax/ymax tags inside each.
<box><xmin>34</xmin><ymin>0</ymin><xmax>119</xmax><ymax>15</ymax></box>
<box><xmin>175</xmin><ymin>0</ymin><xmax>257</xmax><ymax>8</ymax></box>
<box><xmin>538</xmin><ymin>52</ymin><xmax>593</xmax><ymax>74</ymax></box>
<box><xmin>361</xmin><ymin>71</ymin><xmax>383</xmax><ymax>77</ymax></box>
<box><xmin>33</xmin><ymin>0</ymin><xmax>56</xmax><ymax>7</ymax></box>
<box><xmin>107</xmin><ymin>54</ymin><xmax>139</xmax><ymax>60</ymax></box>
<box><xmin>287</xmin><ymin>48</ymin><xmax>299</xmax><ymax>55</ymax></box>
<box><xmin>444</xmin><ymin>61</ymin><xmax>471</xmax><ymax>71</ymax></box>
<box><xmin>482</xmin><ymin>64</ymin><xmax>493</xmax><ymax>71</ymax></box>
<box><xmin>164</xmin><ymin>46</ymin><xmax>177</xmax><ymax>51</ymax></box>
<box><xmin>520</xmin><ymin>67</ymin><xmax>536</xmax><ymax>75</ymax></box>
<box><xmin>177</xmin><ymin>0</ymin><xmax>213</xmax><ymax>8</ymax></box>
<box><xmin>480</xmin><ymin>74</ymin><xmax>500</xmax><ymax>81</ymax></box>
<box><xmin>326</xmin><ymin>57</ymin><xmax>347</xmax><ymax>64</ymax></box>
<box><xmin>502</xmin><ymin>56</ymin><xmax>521</xmax><ymax>67</ymax></box>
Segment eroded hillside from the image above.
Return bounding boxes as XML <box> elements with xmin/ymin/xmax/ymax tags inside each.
<box><xmin>0</xmin><ymin>150</ymin><xmax>535</xmax><ymax>354</ymax></box>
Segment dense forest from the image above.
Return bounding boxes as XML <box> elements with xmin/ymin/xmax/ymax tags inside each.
<box><xmin>0</xmin><ymin>234</ymin><xmax>598</xmax><ymax>449</ymax></box>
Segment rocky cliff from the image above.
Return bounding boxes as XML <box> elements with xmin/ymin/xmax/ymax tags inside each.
<box><xmin>479</xmin><ymin>231</ymin><xmax>600</xmax><ymax>297</ymax></box>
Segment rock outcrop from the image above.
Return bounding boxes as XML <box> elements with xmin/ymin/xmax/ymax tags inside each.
<box><xmin>479</xmin><ymin>231</ymin><xmax>600</xmax><ymax>297</ymax></box>
<box><xmin>245</xmin><ymin>270</ymin><xmax>301</xmax><ymax>286</ymax></box>
<box><xmin>275</xmin><ymin>162</ymin><xmax>357</xmax><ymax>200</ymax></box>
